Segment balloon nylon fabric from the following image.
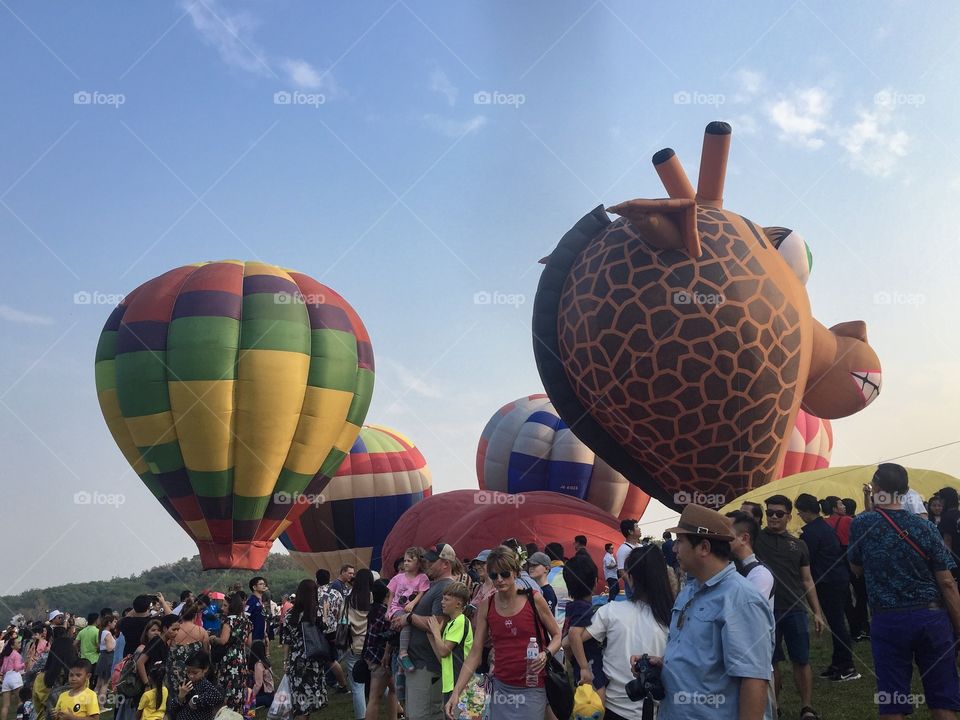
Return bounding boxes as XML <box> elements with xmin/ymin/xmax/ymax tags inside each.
<box><xmin>95</xmin><ymin>261</ymin><xmax>374</xmax><ymax>568</ymax></box>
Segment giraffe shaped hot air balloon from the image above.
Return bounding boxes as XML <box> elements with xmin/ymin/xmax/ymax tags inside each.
<box><xmin>533</xmin><ymin>122</ymin><xmax>881</xmax><ymax>510</ymax></box>
<box><xmin>95</xmin><ymin>261</ymin><xmax>374</xmax><ymax>569</ymax></box>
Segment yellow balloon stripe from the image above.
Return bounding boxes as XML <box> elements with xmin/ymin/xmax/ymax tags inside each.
<box><xmin>97</xmin><ymin>389</ymin><xmax>149</xmax><ymax>474</ymax></box>
<box><xmin>234</xmin><ymin>349</ymin><xmax>309</xmax><ymax>498</ymax></box>
<box><xmin>125</xmin><ymin>410</ymin><xmax>178</xmax><ymax>449</ymax></box>
<box><xmin>284</xmin><ymin>386</ymin><xmax>355</xmax><ymax>476</ymax></box>
<box><xmin>169</xmin><ymin>380</ymin><xmax>235</xmax><ymax>473</ymax></box>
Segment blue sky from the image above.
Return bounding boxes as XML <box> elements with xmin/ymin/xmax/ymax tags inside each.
<box><xmin>2</xmin><ymin>1</ymin><xmax>959</xmax><ymax>593</ymax></box>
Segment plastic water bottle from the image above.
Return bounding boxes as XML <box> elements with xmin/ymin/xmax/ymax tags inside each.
<box><xmin>525</xmin><ymin>637</ymin><xmax>539</xmax><ymax>687</ymax></box>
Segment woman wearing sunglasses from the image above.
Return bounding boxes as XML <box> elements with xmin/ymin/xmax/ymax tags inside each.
<box><xmin>444</xmin><ymin>546</ymin><xmax>561</xmax><ymax>720</ymax></box>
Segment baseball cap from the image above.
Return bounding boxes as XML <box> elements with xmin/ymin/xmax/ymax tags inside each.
<box><xmin>665</xmin><ymin>503</ymin><xmax>735</xmax><ymax>541</ymax></box>
<box><xmin>424</xmin><ymin>543</ymin><xmax>457</xmax><ymax>563</ymax></box>
<box><xmin>526</xmin><ymin>552</ymin><xmax>552</xmax><ymax>568</ymax></box>
<box><xmin>48</xmin><ymin>610</ymin><xmax>63</xmax><ymax>622</ymax></box>
<box><xmin>471</xmin><ymin>549</ymin><xmax>491</xmax><ymax>563</ymax></box>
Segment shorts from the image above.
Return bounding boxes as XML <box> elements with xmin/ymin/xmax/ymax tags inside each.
<box><xmin>872</xmin><ymin>608</ymin><xmax>960</xmax><ymax>714</ymax></box>
<box><xmin>772</xmin><ymin>610</ymin><xmax>809</xmax><ymax>665</ymax></box>
<box><xmin>1</xmin><ymin>671</ymin><xmax>22</xmax><ymax>692</ymax></box>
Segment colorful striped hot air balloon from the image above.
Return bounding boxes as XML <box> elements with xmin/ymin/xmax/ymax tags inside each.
<box><xmin>279</xmin><ymin>425</ymin><xmax>432</xmax><ymax>575</ymax></box>
<box><xmin>777</xmin><ymin>408</ymin><xmax>833</xmax><ymax>479</ymax></box>
<box><xmin>477</xmin><ymin>394</ymin><xmax>651</xmax><ymax>521</ymax></box>
<box><xmin>94</xmin><ymin>261</ymin><xmax>374</xmax><ymax>569</ymax></box>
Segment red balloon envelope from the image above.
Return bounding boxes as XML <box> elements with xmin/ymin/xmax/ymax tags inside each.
<box><xmin>381</xmin><ymin>490</ymin><xmax>622</xmax><ymax>591</ymax></box>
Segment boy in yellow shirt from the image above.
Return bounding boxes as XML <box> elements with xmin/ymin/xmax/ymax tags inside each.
<box><xmin>53</xmin><ymin>660</ymin><xmax>99</xmax><ymax>720</ymax></box>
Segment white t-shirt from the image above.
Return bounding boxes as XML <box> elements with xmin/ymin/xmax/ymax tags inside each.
<box><xmin>586</xmin><ymin>600</ymin><xmax>668</xmax><ymax>718</ymax></box>
<box><xmin>602</xmin><ymin>552</ymin><xmax>618</xmax><ymax>580</ymax></box>
<box><xmin>616</xmin><ymin>542</ymin><xmax>637</xmax><ymax>571</ymax></box>
<box><xmin>902</xmin><ymin>489</ymin><xmax>927</xmax><ymax>516</ymax></box>
<box><xmin>742</xmin><ymin>556</ymin><xmax>775</xmax><ymax>613</ymax></box>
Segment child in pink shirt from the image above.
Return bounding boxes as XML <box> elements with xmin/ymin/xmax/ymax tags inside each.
<box><xmin>1</xmin><ymin>637</ymin><xmax>26</xmax><ymax>720</ymax></box>
<box><xmin>387</xmin><ymin>547</ymin><xmax>430</xmax><ymax>671</ymax></box>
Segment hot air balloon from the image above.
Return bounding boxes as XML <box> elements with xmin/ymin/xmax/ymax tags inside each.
<box><xmin>723</xmin><ymin>466</ymin><xmax>955</xmax><ymax>534</ymax></box>
<box><xmin>95</xmin><ymin>261</ymin><xmax>374</xmax><ymax>569</ymax></box>
<box><xmin>279</xmin><ymin>425</ymin><xmax>432</xmax><ymax>575</ymax></box>
<box><xmin>777</xmin><ymin>409</ymin><xmax>832</xmax><ymax>479</ymax></box>
<box><xmin>477</xmin><ymin>394</ymin><xmax>651</xmax><ymax>521</ymax></box>
<box><xmin>381</xmin><ymin>490</ymin><xmax>621</xmax><ymax>591</ymax></box>
<box><xmin>533</xmin><ymin>122</ymin><xmax>882</xmax><ymax>510</ymax></box>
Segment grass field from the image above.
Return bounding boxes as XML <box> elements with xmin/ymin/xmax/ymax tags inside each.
<box><xmin>53</xmin><ymin>626</ymin><xmax>940</xmax><ymax>720</ymax></box>
<box><xmin>258</xmin><ymin>629</ymin><xmax>941</xmax><ymax>720</ymax></box>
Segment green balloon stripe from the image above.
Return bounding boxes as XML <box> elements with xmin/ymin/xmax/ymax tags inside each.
<box><xmin>168</xmin><ymin>316</ymin><xmax>240</xmax><ymax>381</ymax></box>
<box><xmin>273</xmin><ymin>467</ymin><xmax>314</xmax><ymax>496</ymax></box>
<box><xmin>139</xmin><ymin>440</ymin><xmax>184</xmax><ymax>475</ymax></box>
<box><xmin>307</xmin><ymin>329</ymin><xmax>359</xmax><ymax>390</ymax></box>
<box><xmin>346</xmin><ymin>369</ymin><xmax>375</xmax><ymax>427</ymax></box>
<box><xmin>95</xmin><ymin>330</ymin><xmax>117</xmax><ymax>364</ymax></box>
<box><xmin>234</xmin><ymin>494</ymin><xmax>271</xmax><ymax>521</ymax></box>
<box><xmin>117</xmin><ymin>351</ymin><xmax>171</xmax><ymax>417</ymax></box>
<box><xmin>94</xmin><ymin>359</ymin><xmax>116</xmax><ymax>392</ymax></box>
<box><xmin>189</xmin><ymin>469</ymin><xmax>234</xmax><ymax>497</ymax></box>
<box><xmin>239</xmin><ymin>294</ymin><xmax>310</xmax><ymax>354</ymax></box>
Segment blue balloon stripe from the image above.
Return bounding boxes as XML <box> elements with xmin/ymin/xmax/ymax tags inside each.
<box><xmin>526</xmin><ymin>410</ymin><xmax>563</xmax><ymax>430</ymax></box>
<box><xmin>353</xmin><ymin>490</ymin><xmax>425</xmax><ymax>571</ymax></box>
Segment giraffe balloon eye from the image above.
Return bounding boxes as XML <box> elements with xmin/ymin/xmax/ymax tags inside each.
<box><xmin>765</xmin><ymin>226</ymin><xmax>812</xmax><ymax>285</ymax></box>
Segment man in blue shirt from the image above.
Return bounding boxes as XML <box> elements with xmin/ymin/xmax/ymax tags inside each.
<box><xmin>653</xmin><ymin>504</ymin><xmax>774</xmax><ymax>720</ymax></box>
<box><xmin>245</xmin><ymin>576</ymin><xmax>269</xmax><ymax>645</ymax></box>
<box><xmin>849</xmin><ymin>463</ymin><xmax>960</xmax><ymax>717</ymax></box>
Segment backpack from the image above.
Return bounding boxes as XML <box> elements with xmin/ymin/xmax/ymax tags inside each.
<box><xmin>113</xmin><ymin>648</ymin><xmax>144</xmax><ymax>698</ymax></box>
<box><xmin>738</xmin><ymin>560</ymin><xmax>775</xmax><ymax>598</ymax></box>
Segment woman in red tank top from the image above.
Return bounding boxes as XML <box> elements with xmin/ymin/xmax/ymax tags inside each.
<box><xmin>444</xmin><ymin>546</ymin><xmax>561</xmax><ymax>720</ymax></box>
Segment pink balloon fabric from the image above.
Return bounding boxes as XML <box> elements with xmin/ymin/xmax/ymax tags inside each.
<box><xmin>380</xmin><ymin>489</ymin><xmax>622</xmax><ymax>590</ymax></box>
<box><xmin>777</xmin><ymin>409</ymin><xmax>833</xmax><ymax>478</ymax></box>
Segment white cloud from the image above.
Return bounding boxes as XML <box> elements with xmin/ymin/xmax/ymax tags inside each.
<box><xmin>736</xmin><ymin>68</ymin><xmax>764</xmax><ymax>96</ymax></box>
<box><xmin>767</xmin><ymin>87</ymin><xmax>831</xmax><ymax>149</ymax></box>
<box><xmin>838</xmin><ymin>106</ymin><xmax>908</xmax><ymax>178</ymax></box>
<box><xmin>424</xmin><ymin>114</ymin><xmax>487</xmax><ymax>138</ymax></box>
<box><xmin>730</xmin><ymin>113</ymin><xmax>759</xmax><ymax>135</ymax></box>
<box><xmin>378</xmin><ymin>358</ymin><xmax>443</xmax><ymax>399</ymax></box>
<box><xmin>181</xmin><ymin>0</ymin><xmax>271</xmax><ymax>76</ymax></box>
<box><xmin>281</xmin><ymin>59</ymin><xmax>325</xmax><ymax>89</ymax></box>
<box><xmin>430</xmin><ymin>69</ymin><xmax>458</xmax><ymax>106</ymax></box>
<box><xmin>0</xmin><ymin>305</ymin><xmax>53</xmax><ymax>326</ymax></box>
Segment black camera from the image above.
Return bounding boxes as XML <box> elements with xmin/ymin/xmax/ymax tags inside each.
<box><xmin>625</xmin><ymin>654</ymin><xmax>665</xmax><ymax>702</ymax></box>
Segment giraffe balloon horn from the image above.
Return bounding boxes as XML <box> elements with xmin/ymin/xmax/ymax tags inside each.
<box><xmin>606</xmin><ymin>121</ymin><xmax>732</xmax><ymax>260</ymax></box>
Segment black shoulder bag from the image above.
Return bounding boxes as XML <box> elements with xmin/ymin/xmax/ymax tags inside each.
<box><xmin>526</xmin><ymin>593</ymin><xmax>573</xmax><ymax>720</ymax></box>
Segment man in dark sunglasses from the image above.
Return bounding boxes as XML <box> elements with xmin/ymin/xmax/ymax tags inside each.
<box><xmin>754</xmin><ymin>495</ymin><xmax>826</xmax><ymax>720</ymax></box>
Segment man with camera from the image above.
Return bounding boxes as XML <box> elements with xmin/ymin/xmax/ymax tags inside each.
<box><xmin>649</xmin><ymin>504</ymin><xmax>774</xmax><ymax>719</ymax></box>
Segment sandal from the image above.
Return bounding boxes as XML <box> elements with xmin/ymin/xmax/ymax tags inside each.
<box><xmin>800</xmin><ymin>707</ymin><xmax>819</xmax><ymax>720</ymax></box>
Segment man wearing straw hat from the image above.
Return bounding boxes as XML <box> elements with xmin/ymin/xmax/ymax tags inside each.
<box><xmin>652</xmin><ymin>504</ymin><xmax>774</xmax><ymax>720</ymax></box>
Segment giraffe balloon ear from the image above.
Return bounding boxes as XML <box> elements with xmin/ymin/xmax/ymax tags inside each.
<box><xmin>606</xmin><ymin>198</ymin><xmax>701</xmax><ymax>258</ymax></box>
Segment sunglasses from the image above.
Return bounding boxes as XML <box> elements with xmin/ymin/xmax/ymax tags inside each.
<box><xmin>765</xmin><ymin>509</ymin><xmax>788</xmax><ymax>519</ymax></box>
<box><xmin>489</xmin><ymin>571</ymin><xmax>513</xmax><ymax>580</ymax></box>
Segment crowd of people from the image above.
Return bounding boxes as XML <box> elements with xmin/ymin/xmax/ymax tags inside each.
<box><xmin>4</xmin><ymin>463</ymin><xmax>959</xmax><ymax>720</ymax></box>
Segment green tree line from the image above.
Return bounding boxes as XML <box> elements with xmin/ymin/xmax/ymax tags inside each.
<box><xmin>0</xmin><ymin>554</ymin><xmax>313</xmax><ymax>622</ymax></box>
